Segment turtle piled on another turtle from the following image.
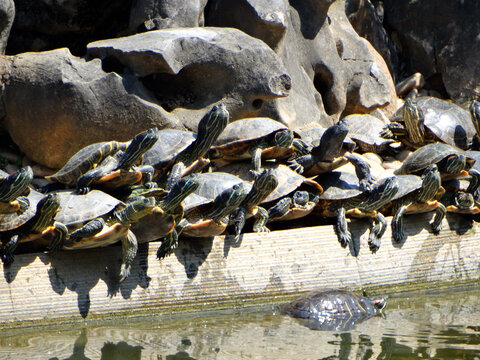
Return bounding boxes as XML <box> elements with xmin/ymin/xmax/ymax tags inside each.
<box><xmin>343</xmin><ymin>114</ymin><xmax>395</xmax><ymax>154</ymax></box>
<box><xmin>281</xmin><ymin>289</ymin><xmax>387</xmax><ymax>331</ymax></box>
<box><xmin>209</xmin><ymin>117</ymin><xmax>298</xmax><ymax>176</ymax></box>
<box><xmin>381</xmin><ymin>97</ymin><xmax>476</xmax><ymax>149</ymax></box>
<box><xmin>53</xmin><ymin>190</ymin><xmax>156</xmax><ymax>281</ymax></box>
<box><xmin>0</xmin><ymin>167</ymin><xmax>34</xmax><ymax>215</ymax></box>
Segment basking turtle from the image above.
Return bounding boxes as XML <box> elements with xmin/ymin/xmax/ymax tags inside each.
<box><xmin>297</xmin><ymin>125</ymin><xmax>356</xmax><ymax>153</ymax></box>
<box><xmin>75</xmin><ymin>128</ymin><xmax>159</xmax><ymax>194</ymax></box>
<box><xmin>157</xmin><ymin>178</ymin><xmax>248</xmax><ymax>259</ymax></box>
<box><xmin>343</xmin><ymin>114</ymin><xmax>395</xmax><ymax>153</ymax></box>
<box><xmin>287</xmin><ymin>120</ymin><xmax>350</xmax><ymax>177</ymax></box>
<box><xmin>0</xmin><ymin>167</ymin><xmax>33</xmax><ymax>215</ymax></box>
<box><xmin>54</xmin><ymin>190</ymin><xmax>156</xmax><ymax>281</ymax></box>
<box><xmin>469</xmin><ymin>100</ymin><xmax>480</xmax><ymax>148</ymax></box>
<box><xmin>209</xmin><ymin>117</ymin><xmax>297</xmax><ymax>176</ymax></box>
<box><xmin>394</xmin><ymin>143</ymin><xmax>475</xmax><ymax>178</ymax></box>
<box><xmin>281</xmin><ymin>289</ymin><xmax>387</xmax><ymax>331</ymax></box>
<box><xmin>315</xmin><ymin>168</ymin><xmax>399</xmax><ymax>250</ymax></box>
<box><xmin>440</xmin><ymin>190</ymin><xmax>480</xmax><ymax>215</ymax></box>
<box><xmin>380</xmin><ymin>165</ymin><xmax>446</xmax><ymax>246</ymax></box>
<box><xmin>46</xmin><ymin>140</ymin><xmax>129</xmax><ymax>187</ymax></box>
<box><xmin>381</xmin><ymin>97</ymin><xmax>476</xmax><ymax>149</ymax></box>
<box><xmin>0</xmin><ymin>191</ymin><xmax>67</xmax><ymax>265</ymax></box>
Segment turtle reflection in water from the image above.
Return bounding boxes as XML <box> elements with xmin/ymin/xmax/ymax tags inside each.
<box><xmin>281</xmin><ymin>289</ymin><xmax>387</xmax><ymax>331</ymax></box>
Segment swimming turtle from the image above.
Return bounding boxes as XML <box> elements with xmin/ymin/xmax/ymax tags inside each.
<box><xmin>75</xmin><ymin>128</ymin><xmax>159</xmax><ymax>194</ymax></box>
<box><xmin>394</xmin><ymin>143</ymin><xmax>475</xmax><ymax>178</ymax></box>
<box><xmin>381</xmin><ymin>97</ymin><xmax>476</xmax><ymax>149</ymax></box>
<box><xmin>54</xmin><ymin>190</ymin><xmax>156</xmax><ymax>281</ymax></box>
<box><xmin>281</xmin><ymin>289</ymin><xmax>387</xmax><ymax>331</ymax></box>
<box><xmin>157</xmin><ymin>176</ymin><xmax>248</xmax><ymax>259</ymax></box>
<box><xmin>315</xmin><ymin>164</ymin><xmax>399</xmax><ymax>250</ymax></box>
<box><xmin>380</xmin><ymin>165</ymin><xmax>446</xmax><ymax>246</ymax></box>
<box><xmin>0</xmin><ymin>191</ymin><xmax>68</xmax><ymax>265</ymax></box>
<box><xmin>287</xmin><ymin>119</ymin><xmax>350</xmax><ymax>177</ymax></box>
<box><xmin>209</xmin><ymin>117</ymin><xmax>297</xmax><ymax>176</ymax></box>
<box><xmin>343</xmin><ymin>114</ymin><xmax>395</xmax><ymax>153</ymax></box>
<box><xmin>0</xmin><ymin>167</ymin><xmax>33</xmax><ymax>215</ymax></box>
<box><xmin>46</xmin><ymin>140</ymin><xmax>129</xmax><ymax>187</ymax></box>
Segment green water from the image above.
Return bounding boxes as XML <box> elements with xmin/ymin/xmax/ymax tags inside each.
<box><xmin>1</xmin><ymin>287</ymin><xmax>480</xmax><ymax>359</ymax></box>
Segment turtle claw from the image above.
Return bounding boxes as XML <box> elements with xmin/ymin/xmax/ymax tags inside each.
<box><xmin>288</xmin><ymin>161</ymin><xmax>304</xmax><ymax>174</ymax></box>
<box><xmin>368</xmin><ymin>236</ymin><xmax>381</xmax><ymax>254</ymax></box>
<box><xmin>253</xmin><ymin>225</ymin><xmax>270</xmax><ymax>233</ymax></box>
<box><xmin>156</xmin><ymin>233</ymin><xmax>178</xmax><ymax>260</ymax></box>
<box><xmin>119</xmin><ymin>264</ymin><xmax>131</xmax><ymax>282</ymax></box>
<box><xmin>75</xmin><ymin>186</ymin><xmax>90</xmax><ymax>195</ymax></box>
<box><xmin>392</xmin><ymin>225</ymin><xmax>405</xmax><ymax>243</ymax></box>
<box><xmin>335</xmin><ymin>229</ymin><xmax>351</xmax><ymax>248</ymax></box>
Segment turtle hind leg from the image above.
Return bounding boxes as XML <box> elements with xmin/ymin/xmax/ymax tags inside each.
<box><xmin>431</xmin><ymin>202</ymin><xmax>446</xmax><ymax>234</ymax></box>
<box><xmin>119</xmin><ymin>230</ymin><xmax>138</xmax><ymax>282</ymax></box>
<box><xmin>252</xmin><ymin>207</ymin><xmax>270</xmax><ymax>233</ymax></box>
<box><xmin>1</xmin><ymin>234</ymin><xmax>19</xmax><ymax>265</ymax></box>
<box><xmin>335</xmin><ymin>207</ymin><xmax>351</xmax><ymax>248</ymax></box>
<box><xmin>369</xmin><ymin>212</ymin><xmax>387</xmax><ymax>253</ymax></box>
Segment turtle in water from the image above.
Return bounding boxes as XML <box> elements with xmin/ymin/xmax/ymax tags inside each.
<box><xmin>0</xmin><ymin>191</ymin><xmax>68</xmax><ymax>265</ymax></box>
<box><xmin>46</xmin><ymin>140</ymin><xmax>129</xmax><ymax>188</ymax></box>
<box><xmin>164</xmin><ymin>104</ymin><xmax>230</xmax><ymax>190</ymax></box>
<box><xmin>75</xmin><ymin>128</ymin><xmax>159</xmax><ymax>194</ymax></box>
<box><xmin>287</xmin><ymin>119</ymin><xmax>351</xmax><ymax>177</ymax></box>
<box><xmin>281</xmin><ymin>289</ymin><xmax>387</xmax><ymax>331</ymax></box>
<box><xmin>380</xmin><ymin>164</ymin><xmax>446</xmax><ymax>245</ymax></box>
<box><xmin>395</xmin><ymin>143</ymin><xmax>475</xmax><ymax>179</ymax></box>
<box><xmin>157</xmin><ymin>178</ymin><xmax>248</xmax><ymax>259</ymax></box>
<box><xmin>209</xmin><ymin>117</ymin><xmax>298</xmax><ymax>176</ymax></box>
<box><xmin>0</xmin><ymin>167</ymin><xmax>34</xmax><ymax>215</ymax></box>
<box><xmin>381</xmin><ymin>97</ymin><xmax>476</xmax><ymax>149</ymax></box>
<box><xmin>315</xmin><ymin>158</ymin><xmax>399</xmax><ymax>251</ymax></box>
<box><xmin>54</xmin><ymin>190</ymin><xmax>156</xmax><ymax>281</ymax></box>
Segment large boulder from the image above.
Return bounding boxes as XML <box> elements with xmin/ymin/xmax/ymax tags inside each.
<box><xmin>383</xmin><ymin>1</ymin><xmax>480</xmax><ymax>102</ymax></box>
<box><xmin>0</xmin><ymin>0</ymin><xmax>14</xmax><ymax>54</ymax></box>
<box><xmin>206</xmin><ymin>0</ymin><xmax>397</xmax><ymax>130</ymax></box>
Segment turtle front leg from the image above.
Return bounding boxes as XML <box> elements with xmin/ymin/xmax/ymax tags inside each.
<box><xmin>119</xmin><ymin>230</ymin><xmax>138</xmax><ymax>282</ymax></box>
<box><xmin>252</xmin><ymin>206</ymin><xmax>270</xmax><ymax>233</ymax></box>
<box><xmin>48</xmin><ymin>222</ymin><xmax>68</xmax><ymax>252</ymax></box>
<box><xmin>380</xmin><ymin>122</ymin><xmax>407</xmax><ymax>138</ymax></box>
<box><xmin>138</xmin><ymin>165</ymin><xmax>157</xmax><ymax>189</ymax></box>
<box><xmin>16</xmin><ymin>196</ymin><xmax>30</xmax><ymax>215</ymax></box>
<box><xmin>267</xmin><ymin>197</ymin><xmax>292</xmax><ymax>221</ymax></box>
<box><xmin>335</xmin><ymin>207</ymin><xmax>351</xmax><ymax>248</ymax></box>
<box><xmin>157</xmin><ymin>219</ymin><xmax>187</xmax><ymax>259</ymax></box>
<box><xmin>1</xmin><ymin>234</ymin><xmax>19</xmax><ymax>265</ymax></box>
<box><xmin>431</xmin><ymin>202</ymin><xmax>446</xmax><ymax>234</ymax></box>
<box><xmin>392</xmin><ymin>204</ymin><xmax>408</xmax><ymax>243</ymax></box>
<box><xmin>68</xmin><ymin>218</ymin><xmax>106</xmax><ymax>244</ymax></box>
<box><xmin>250</xmin><ymin>147</ymin><xmax>263</xmax><ymax>177</ymax></box>
<box><xmin>369</xmin><ymin>212</ymin><xmax>387</xmax><ymax>253</ymax></box>
<box><xmin>231</xmin><ymin>207</ymin><xmax>247</xmax><ymax>237</ymax></box>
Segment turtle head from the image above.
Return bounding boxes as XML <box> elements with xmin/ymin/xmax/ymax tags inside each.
<box><xmin>0</xmin><ymin>166</ymin><xmax>34</xmax><ymax>202</ymax></box>
<box><xmin>274</xmin><ymin>129</ymin><xmax>294</xmax><ymax>149</ymax></box>
<box><xmin>313</xmin><ymin>120</ymin><xmax>349</xmax><ymax>161</ymax></box>
<box><xmin>253</xmin><ymin>169</ymin><xmax>278</xmax><ymax>194</ymax></box>
<box><xmin>293</xmin><ymin>191</ymin><xmax>309</xmax><ymax>207</ymax></box>
<box><xmin>403</xmin><ymin>98</ymin><xmax>425</xmax><ymax>145</ymax></box>
<box><xmin>363</xmin><ymin>176</ymin><xmax>399</xmax><ymax>211</ymax></box>
<box><xmin>454</xmin><ymin>191</ymin><xmax>475</xmax><ymax>210</ymax></box>
<box><xmin>442</xmin><ymin>153</ymin><xmax>467</xmax><ymax>175</ymax></box>
<box><xmin>198</xmin><ymin>103</ymin><xmax>229</xmax><ymax>135</ymax></box>
<box><xmin>117</xmin><ymin>128</ymin><xmax>159</xmax><ymax>170</ymax></box>
<box><xmin>117</xmin><ymin>196</ymin><xmax>156</xmax><ymax>224</ymax></box>
<box><xmin>33</xmin><ymin>193</ymin><xmax>61</xmax><ymax>231</ymax></box>
<box><xmin>469</xmin><ymin>100</ymin><xmax>480</xmax><ymax>135</ymax></box>
<box><xmin>371</xmin><ymin>296</ymin><xmax>388</xmax><ymax>312</ymax></box>
<box><xmin>210</xmin><ymin>182</ymin><xmax>248</xmax><ymax>222</ymax></box>
<box><xmin>160</xmin><ymin>175</ymin><xmax>200</xmax><ymax>212</ymax></box>
<box><xmin>467</xmin><ymin>169</ymin><xmax>480</xmax><ymax>196</ymax></box>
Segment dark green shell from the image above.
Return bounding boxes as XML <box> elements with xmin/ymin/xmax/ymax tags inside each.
<box><xmin>317</xmin><ymin>171</ymin><xmax>364</xmax><ymax>201</ymax></box>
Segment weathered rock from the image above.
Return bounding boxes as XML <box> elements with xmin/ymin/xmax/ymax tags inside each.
<box><xmin>129</xmin><ymin>0</ymin><xmax>208</xmax><ymax>33</ymax></box>
<box><xmin>383</xmin><ymin>1</ymin><xmax>480</xmax><ymax>103</ymax></box>
<box><xmin>86</xmin><ymin>27</ymin><xmax>291</xmax><ymax>128</ymax></box>
<box><xmin>0</xmin><ymin>0</ymin><xmax>14</xmax><ymax>54</ymax></box>
<box><xmin>206</xmin><ymin>0</ymin><xmax>397</xmax><ymax>130</ymax></box>
<box><xmin>0</xmin><ymin>48</ymin><xmax>177</xmax><ymax>169</ymax></box>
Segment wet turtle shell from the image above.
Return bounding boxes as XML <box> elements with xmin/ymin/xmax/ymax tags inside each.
<box><xmin>395</xmin><ymin>143</ymin><xmax>475</xmax><ymax>175</ymax></box>
<box><xmin>281</xmin><ymin>289</ymin><xmax>387</xmax><ymax>331</ymax></box>
<box><xmin>343</xmin><ymin>114</ymin><xmax>394</xmax><ymax>153</ymax></box>
<box><xmin>46</xmin><ymin>140</ymin><xmax>129</xmax><ymax>186</ymax></box>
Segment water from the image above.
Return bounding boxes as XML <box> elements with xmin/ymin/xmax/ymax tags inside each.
<box><xmin>1</xmin><ymin>287</ymin><xmax>480</xmax><ymax>359</ymax></box>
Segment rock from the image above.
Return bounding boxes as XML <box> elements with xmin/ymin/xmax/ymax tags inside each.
<box><xmin>129</xmin><ymin>0</ymin><xmax>208</xmax><ymax>33</ymax></box>
<box><xmin>383</xmin><ymin>1</ymin><xmax>480</xmax><ymax>103</ymax></box>
<box><xmin>0</xmin><ymin>0</ymin><xmax>14</xmax><ymax>54</ymax></box>
<box><xmin>0</xmin><ymin>48</ymin><xmax>176</xmax><ymax>169</ymax></box>
<box><xmin>86</xmin><ymin>27</ymin><xmax>291</xmax><ymax>128</ymax></box>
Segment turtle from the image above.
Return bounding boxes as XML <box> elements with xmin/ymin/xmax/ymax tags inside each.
<box><xmin>0</xmin><ymin>191</ymin><xmax>68</xmax><ymax>265</ymax></box>
<box><xmin>314</xmin><ymin>163</ymin><xmax>399</xmax><ymax>250</ymax></box>
<box><xmin>164</xmin><ymin>103</ymin><xmax>230</xmax><ymax>190</ymax></box>
<box><xmin>379</xmin><ymin>164</ymin><xmax>446</xmax><ymax>246</ymax></box>
<box><xmin>53</xmin><ymin>190</ymin><xmax>156</xmax><ymax>281</ymax></box>
<box><xmin>0</xmin><ymin>167</ymin><xmax>34</xmax><ymax>215</ymax></box>
<box><xmin>440</xmin><ymin>190</ymin><xmax>480</xmax><ymax>215</ymax></box>
<box><xmin>296</xmin><ymin>124</ymin><xmax>356</xmax><ymax>153</ymax></box>
<box><xmin>381</xmin><ymin>97</ymin><xmax>476</xmax><ymax>149</ymax></box>
<box><xmin>221</xmin><ymin>162</ymin><xmax>323</xmax><ymax>224</ymax></box>
<box><xmin>287</xmin><ymin>119</ymin><xmax>351</xmax><ymax>177</ymax></box>
<box><xmin>157</xmin><ymin>177</ymin><xmax>249</xmax><ymax>259</ymax></box>
<box><xmin>469</xmin><ymin>99</ymin><xmax>480</xmax><ymax>148</ymax></box>
<box><xmin>343</xmin><ymin>114</ymin><xmax>395</xmax><ymax>153</ymax></box>
<box><xmin>394</xmin><ymin>143</ymin><xmax>475</xmax><ymax>179</ymax></box>
<box><xmin>45</xmin><ymin>140</ymin><xmax>129</xmax><ymax>187</ymax></box>
<box><xmin>280</xmin><ymin>289</ymin><xmax>387</xmax><ymax>331</ymax></box>
<box><xmin>208</xmin><ymin>117</ymin><xmax>298</xmax><ymax>176</ymax></box>
<box><xmin>75</xmin><ymin>128</ymin><xmax>159</xmax><ymax>194</ymax></box>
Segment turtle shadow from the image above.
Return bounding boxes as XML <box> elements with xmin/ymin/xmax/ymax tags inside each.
<box><xmin>445</xmin><ymin>213</ymin><xmax>474</xmax><ymax>235</ymax></box>
<box><xmin>47</xmin><ymin>244</ymin><xmax>151</xmax><ymax>318</ymax></box>
<box><xmin>346</xmin><ymin>218</ymin><xmax>371</xmax><ymax>257</ymax></box>
<box><xmin>174</xmin><ymin>236</ymin><xmax>213</xmax><ymax>279</ymax></box>
<box><xmin>1</xmin><ymin>252</ymin><xmax>39</xmax><ymax>283</ymax></box>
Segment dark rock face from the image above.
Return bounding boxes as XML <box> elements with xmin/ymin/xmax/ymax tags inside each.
<box><xmin>0</xmin><ymin>0</ymin><xmax>14</xmax><ymax>54</ymax></box>
<box><xmin>382</xmin><ymin>0</ymin><xmax>480</xmax><ymax>102</ymax></box>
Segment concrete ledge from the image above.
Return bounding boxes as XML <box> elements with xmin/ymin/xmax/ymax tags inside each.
<box><xmin>1</xmin><ymin>212</ymin><xmax>479</xmax><ymax>328</ymax></box>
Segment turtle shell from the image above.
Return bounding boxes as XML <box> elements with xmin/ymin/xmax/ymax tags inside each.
<box><xmin>46</xmin><ymin>141</ymin><xmax>129</xmax><ymax>186</ymax></box>
<box><xmin>142</xmin><ymin>129</ymin><xmax>197</xmax><ymax>171</ymax></box>
<box><xmin>343</xmin><ymin>114</ymin><xmax>394</xmax><ymax>152</ymax></box>
<box><xmin>394</xmin><ymin>143</ymin><xmax>475</xmax><ymax>175</ymax></box>
<box><xmin>0</xmin><ymin>188</ymin><xmax>44</xmax><ymax>231</ymax></box>
<box><xmin>317</xmin><ymin>171</ymin><xmax>364</xmax><ymax>201</ymax></box>
<box><xmin>381</xmin><ymin>175</ymin><xmax>422</xmax><ymax>202</ymax></box>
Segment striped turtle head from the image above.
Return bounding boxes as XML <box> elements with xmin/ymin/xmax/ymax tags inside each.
<box><xmin>117</xmin><ymin>128</ymin><xmax>159</xmax><ymax>170</ymax></box>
